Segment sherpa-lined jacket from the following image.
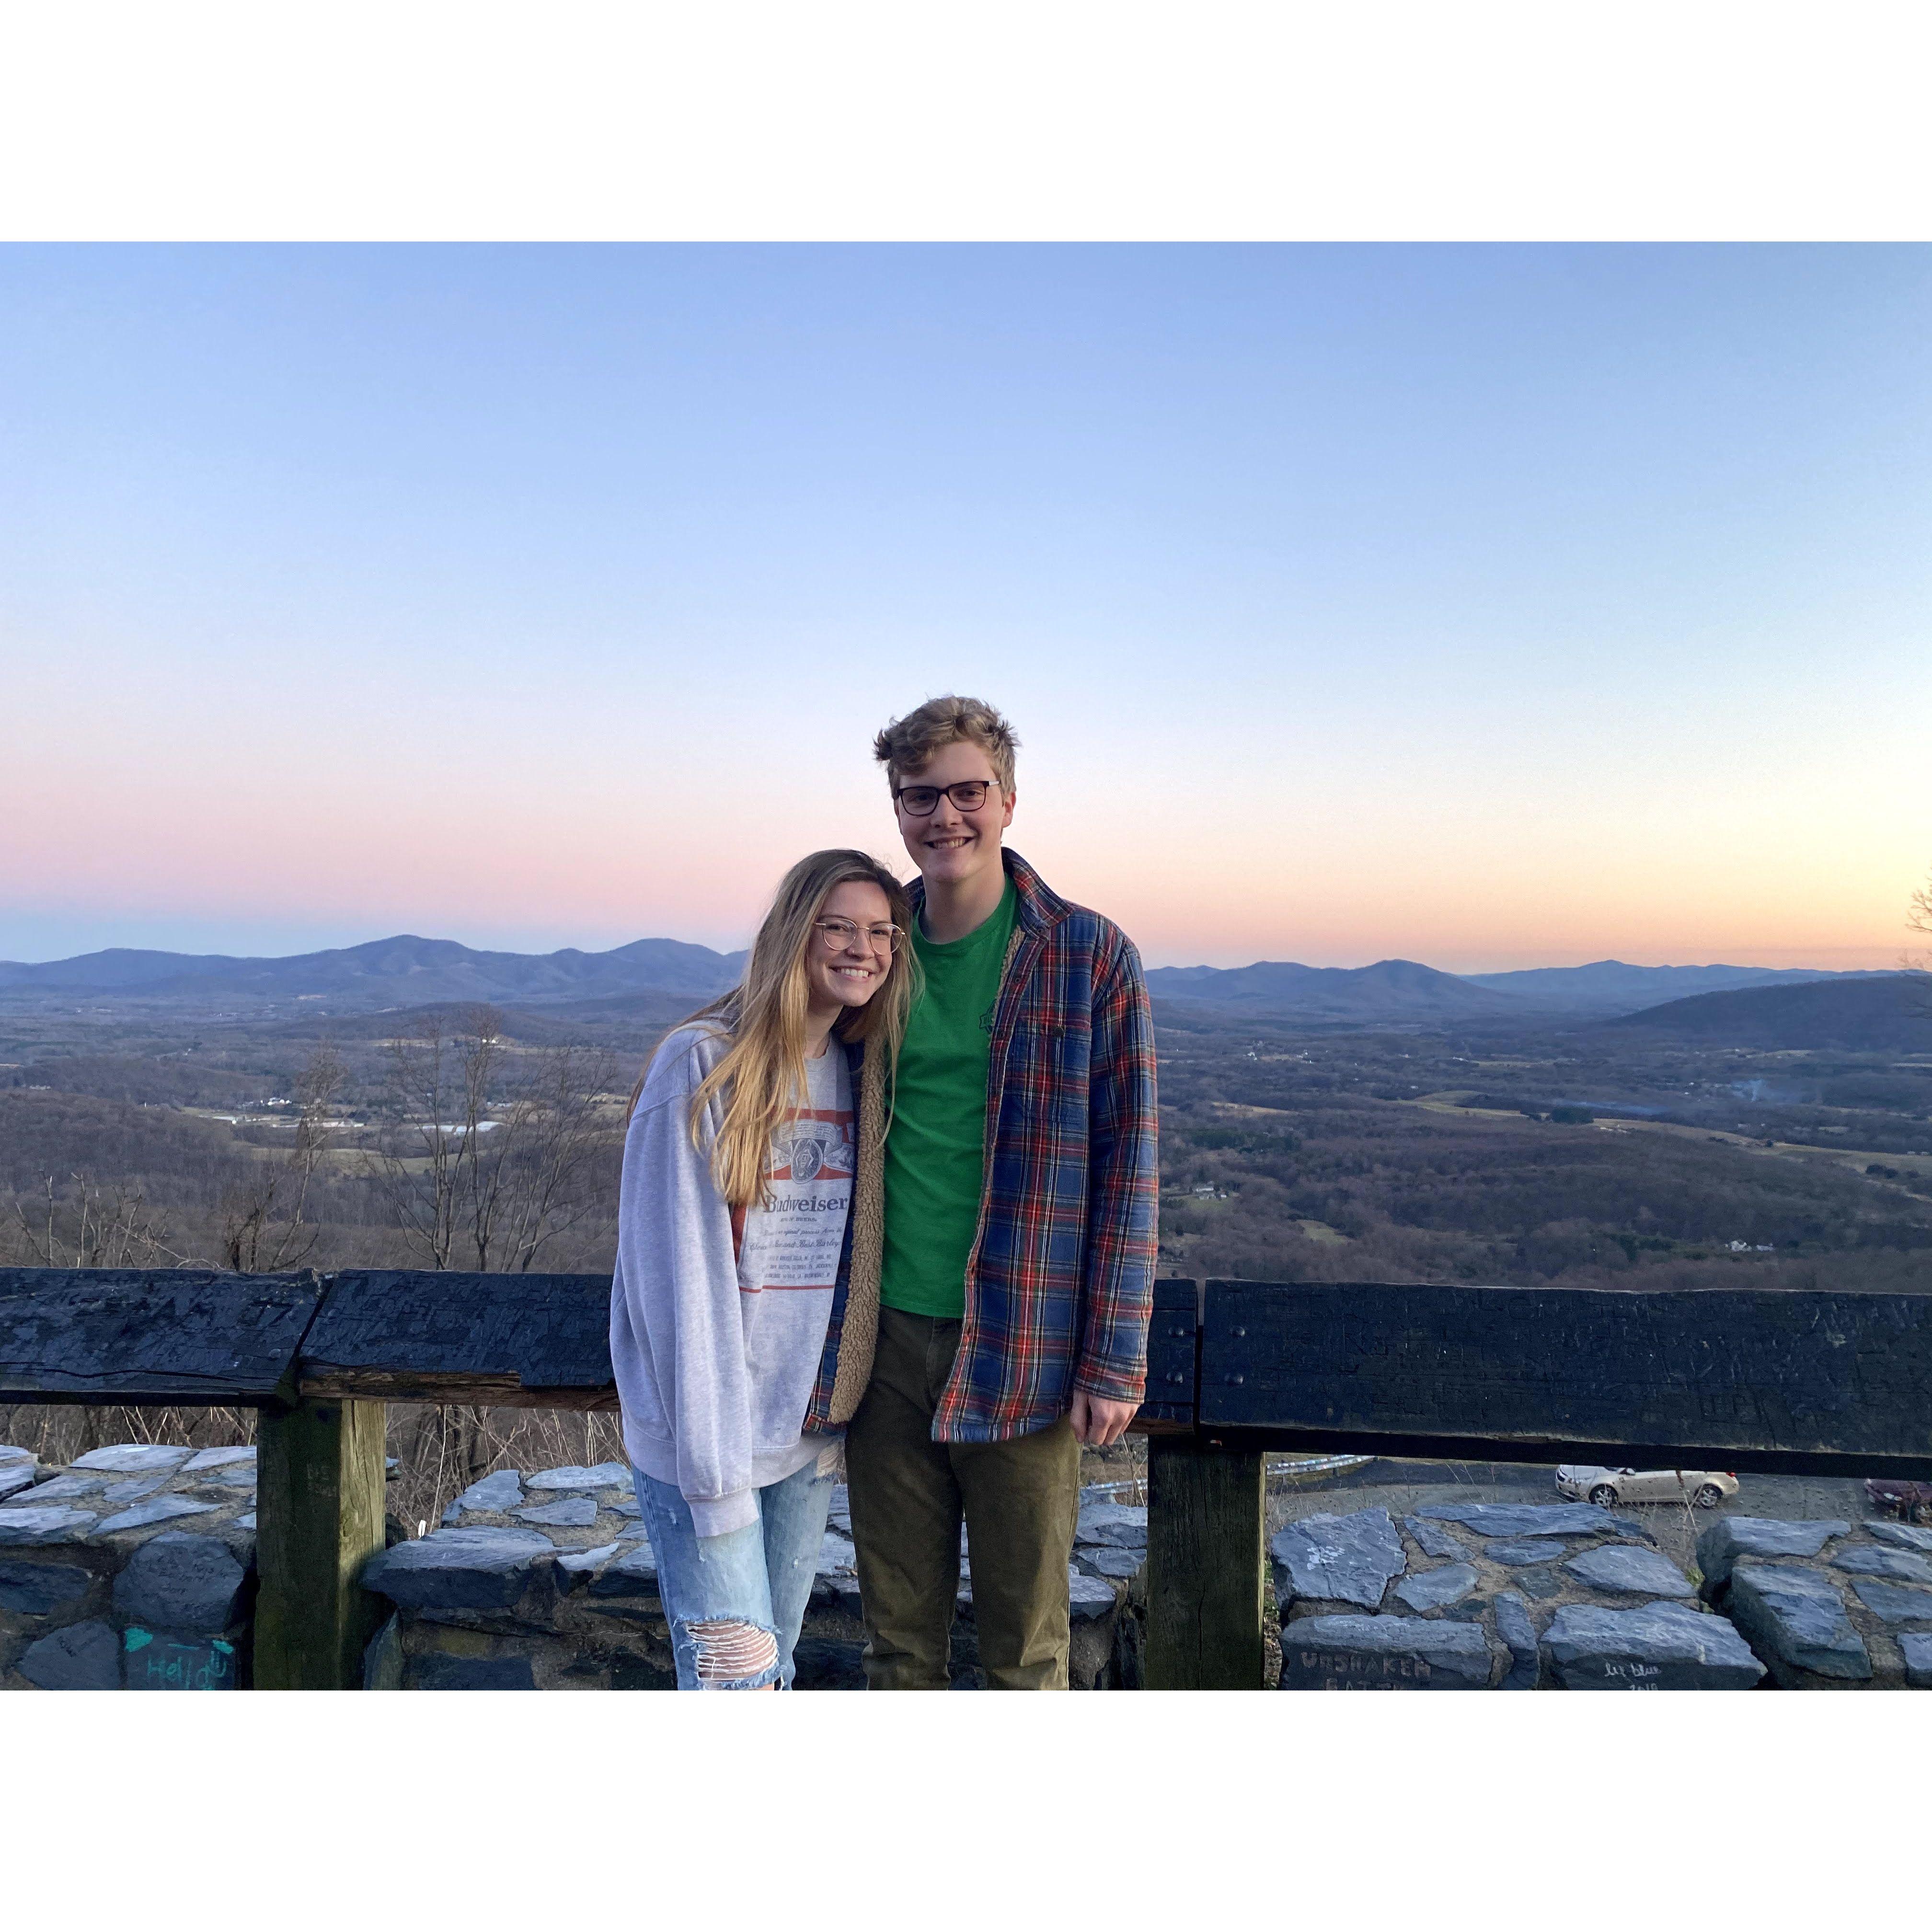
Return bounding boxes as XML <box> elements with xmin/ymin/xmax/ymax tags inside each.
<box><xmin>805</xmin><ymin>848</ymin><xmax>1159</xmax><ymax>1443</ymax></box>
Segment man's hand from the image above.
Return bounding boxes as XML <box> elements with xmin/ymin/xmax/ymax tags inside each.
<box><xmin>1069</xmin><ymin>1389</ymin><xmax>1138</xmax><ymax>1448</ymax></box>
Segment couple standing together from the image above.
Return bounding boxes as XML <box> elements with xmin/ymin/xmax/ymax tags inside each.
<box><xmin>609</xmin><ymin>694</ymin><xmax>1159</xmax><ymax>1689</ymax></box>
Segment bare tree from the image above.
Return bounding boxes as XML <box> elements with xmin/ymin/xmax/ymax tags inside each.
<box><xmin>1905</xmin><ymin>866</ymin><xmax>1932</xmax><ymax>1015</ymax></box>
<box><xmin>217</xmin><ymin>1041</ymin><xmax>347</xmax><ymax>1272</ymax></box>
<box><xmin>366</xmin><ymin>1009</ymin><xmax>466</xmax><ymax>1269</ymax></box>
<box><xmin>12</xmin><ymin>1171</ymin><xmax>189</xmax><ymax>1269</ymax></box>
<box><xmin>366</xmin><ymin>1005</ymin><xmax>619</xmax><ymax>1273</ymax></box>
<box><xmin>464</xmin><ymin>1035</ymin><xmax>618</xmax><ymax>1272</ymax></box>
<box><xmin>362</xmin><ymin>1005</ymin><xmax>619</xmax><ymax>1496</ymax></box>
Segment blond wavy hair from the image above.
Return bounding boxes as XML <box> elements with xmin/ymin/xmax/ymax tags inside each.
<box><xmin>629</xmin><ymin>850</ymin><xmax>917</xmax><ymax>1208</ymax></box>
<box><xmin>872</xmin><ymin>693</ymin><xmax>1019</xmax><ymax>794</ymax></box>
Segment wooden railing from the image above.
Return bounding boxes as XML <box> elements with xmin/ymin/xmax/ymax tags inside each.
<box><xmin>5</xmin><ymin>1266</ymin><xmax>1931</xmax><ymax>1688</ymax></box>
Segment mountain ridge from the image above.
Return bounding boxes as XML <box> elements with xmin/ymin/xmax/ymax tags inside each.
<box><xmin>0</xmin><ymin>933</ymin><xmax>748</xmax><ymax>1010</ymax></box>
<box><xmin>1605</xmin><ymin>974</ymin><xmax>1932</xmax><ymax>1051</ymax></box>
<box><xmin>0</xmin><ymin>934</ymin><xmax>1893</xmax><ymax>1024</ymax></box>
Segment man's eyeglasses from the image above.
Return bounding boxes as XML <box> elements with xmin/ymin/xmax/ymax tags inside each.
<box><xmin>893</xmin><ymin>779</ymin><xmax>997</xmax><ymax>816</ymax></box>
<box><xmin>813</xmin><ymin>919</ymin><xmax>904</xmax><ymax>954</ymax></box>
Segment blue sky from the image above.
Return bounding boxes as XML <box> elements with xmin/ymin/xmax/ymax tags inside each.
<box><xmin>3</xmin><ymin>244</ymin><xmax>1928</xmax><ymax>969</ymax></box>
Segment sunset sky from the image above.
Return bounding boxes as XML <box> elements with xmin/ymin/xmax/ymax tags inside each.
<box><xmin>3</xmin><ymin>243</ymin><xmax>1927</xmax><ymax>972</ymax></box>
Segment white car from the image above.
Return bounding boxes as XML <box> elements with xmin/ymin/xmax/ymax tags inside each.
<box><xmin>1556</xmin><ymin>1465</ymin><xmax>1739</xmax><ymax>1509</ymax></box>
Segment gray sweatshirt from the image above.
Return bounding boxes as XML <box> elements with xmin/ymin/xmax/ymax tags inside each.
<box><xmin>610</xmin><ymin>1023</ymin><xmax>852</xmax><ymax>1537</ymax></box>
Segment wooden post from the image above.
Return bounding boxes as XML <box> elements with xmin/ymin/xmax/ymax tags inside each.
<box><xmin>254</xmin><ymin>1396</ymin><xmax>388</xmax><ymax>1690</ymax></box>
<box><xmin>1143</xmin><ymin>1435</ymin><xmax>1267</xmax><ymax>1689</ymax></box>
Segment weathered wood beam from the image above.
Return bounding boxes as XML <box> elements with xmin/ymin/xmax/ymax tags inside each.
<box><xmin>254</xmin><ymin>1396</ymin><xmax>388</xmax><ymax>1690</ymax></box>
<box><xmin>1200</xmin><ymin>1280</ymin><xmax>1932</xmax><ymax>1479</ymax></box>
<box><xmin>1142</xmin><ymin>1435</ymin><xmax>1266</xmax><ymax>1690</ymax></box>
<box><xmin>297</xmin><ymin>1366</ymin><xmax>621</xmax><ymax>1408</ymax></box>
<box><xmin>0</xmin><ymin>1267</ymin><xmax>324</xmax><ymax>1405</ymax></box>
<box><xmin>296</xmin><ymin>1270</ymin><xmax>617</xmax><ymax>1407</ymax></box>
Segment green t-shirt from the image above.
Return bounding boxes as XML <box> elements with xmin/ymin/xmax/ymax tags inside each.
<box><xmin>879</xmin><ymin>876</ymin><xmax>1019</xmax><ymax>1318</ymax></box>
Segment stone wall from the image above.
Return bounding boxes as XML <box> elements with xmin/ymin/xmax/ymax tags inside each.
<box><xmin>0</xmin><ymin>1442</ymin><xmax>1137</xmax><ymax>1690</ymax></box>
<box><xmin>0</xmin><ymin>1441</ymin><xmax>258</xmax><ymax>1690</ymax></box>
<box><xmin>14</xmin><ymin>1440</ymin><xmax>1928</xmax><ymax>1690</ymax></box>
<box><xmin>1270</xmin><ymin>1499</ymin><xmax>1932</xmax><ymax>1688</ymax></box>
<box><xmin>358</xmin><ymin>1460</ymin><xmax>1135</xmax><ymax>1689</ymax></box>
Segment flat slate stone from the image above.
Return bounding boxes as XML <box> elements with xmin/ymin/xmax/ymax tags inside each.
<box><xmin>1074</xmin><ymin>1504</ymin><xmax>1149</xmax><ymax>1549</ymax></box>
<box><xmin>1404</xmin><ymin>1517</ymin><xmax>1470</xmax><ymax>1562</ymax></box>
<box><xmin>1280</xmin><ymin>1614</ymin><xmax>1494</xmax><ymax>1689</ymax></box>
<box><xmin>22</xmin><ymin>1472</ymin><xmax>107</xmax><ymax>1503</ymax></box>
<box><xmin>1899</xmin><ymin>1632</ymin><xmax>1932</xmax><ymax>1688</ymax></box>
<box><xmin>1830</xmin><ymin>1547</ymin><xmax>1932</xmax><ymax>1584</ymax></box>
<box><xmin>610</xmin><ymin>1497</ymin><xmax>642</xmax><ymax>1518</ymax></box>
<box><xmin>526</xmin><ymin>1462</ymin><xmax>631</xmax><ymax>1492</ymax></box>
<box><xmin>1392</xmin><ymin>1564</ymin><xmax>1479</xmax><ymax>1613</ymax></box>
<box><xmin>361</xmin><ymin>1526</ymin><xmax>557</xmax><ymax>1610</ymax></box>
<box><xmin>1542</xmin><ymin>1602</ymin><xmax>1764</xmax><ymax>1690</ymax></box>
<box><xmin>0</xmin><ymin>1506</ymin><xmax>98</xmax><ymax>1546</ymax></box>
<box><xmin>555</xmin><ymin>1542</ymin><xmax>621</xmax><ymax>1590</ymax></box>
<box><xmin>1517</xmin><ymin>1570</ymin><xmax>1561</xmax><ymax>1599</ymax></box>
<box><xmin>512</xmin><ymin>1496</ymin><xmax>601</xmax><ymax>1528</ymax></box>
<box><xmin>818</xmin><ymin>1531</ymin><xmax>857</xmax><ymax>1574</ymax></box>
<box><xmin>1078</xmin><ymin>1545</ymin><xmax>1145</xmax><ymax>1579</ymax></box>
<box><xmin>1069</xmin><ymin>1568</ymin><xmax>1119</xmax><ymax>1621</ymax></box>
<box><xmin>1416</xmin><ymin>1502</ymin><xmax>1619</xmax><ymax>1539</ymax></box>
<box><xmin>1484</xmin><ymin>1538</ymin><xmax>1567</xmax><ymax>1567</ymax></box>
<box><xmin>1564</xmin><ymin>1546</ymin><xmax>1696</xmax><ymax>1598</ymax></box>
<box><xmin>183</xmin><ymin>1447</ymin><xmax>256</xmax><ymax>1472</ymax></box>
<box><xmin>587</xmin><ymin>1541</ymin><xmax>661</xmax><ymax>1597</ymax></box>
<box><xmin>113</xmin><ymin>1532</ymin><xmax>246</xmax><ymax>1633</ymax></box>
<box><xmin>412</xmin><ymin>1653</ymin><xmax>536</xmax><ymax>1690</ymax></box>
<box><xmin>1696</xmin><ymin>1517</ymin><xmax>1850</xmax><ymax>1591</ymax></box>
<box><xmin>18</xmin><ymin>1617</ymin><xmax>122</xmax><ymax>1690</ymax></box>
<box><xmin>71</xmin><ymin>1444</ymin><xmax>195</xmax><ymax>1473</ymax></box>
<box><xmin>818</xmin><ymin>1571</ymin><xmax>865</xmax><ymax>1616</ymax></box>
<box><xmin>0</xmin><ymin>1464</ymin><xmax>35</xmax><ymax>1501</ymax></box>
<box><xmin>614</xmin><ymin>1522</ymin><xmax>650</xmax><ymax>1541</ymax></box>
<box><xmin>1848</xmin><ymin>1578</ymin><xmax>1932</xmax><ymax>1626</ymax></box>
<box><xmin>234</xmin><ymin>1513</ymin><xmax>256</xmax><ymax>1530</ymax></box>
<box><xmin>123</xmin><ymin>1629</ymin><xmax>238</xmax><ymax>1691</ymax></box>
<box><xmin>1496</xmin><ymin>1592</ymin><xmax>1540</xmax><ymax>1690</ymax></box>
<box><xmin>363</xmin><ymin>1613</ymin><xmax>403</xmax><ymax>1690</ymax></box>
<box><xmin>93</xmin><ymin>1495</ymin><xmax>218</xmax><ymax>1536</ymax></box>
<box><xmin>1270</xmin><ymin>1509</ymin><xmax>1407</xmax><ymax>1611</ymax></box>
<box><xmin>0</xmin><ymin>1445</ymin><xmax>32</xmax><ymax>1466</ymax></box>
<box><xmin>1725</xmin><ymin>1562</ymin><xmax>1871</xmax><ymax>1682</ymax></box>
<box><xmin>98</xmin><ymin>1474</ymin><xmax>172</xmax><ymax>1506</ymax></box>
<box><xmin>447</xmin><ymin>1469</ymin><xmax>524</xmax><ymax>1515</ymax></box>
<box><xmin>0</xmin><ymin>1559</ymin><xmax>94</xmax><ymax>1616</ymax></box>
<box><xmin>1866</xmin><ymin>1521</ymin><xmax>1932</xmax><ymax>1554</ymax></box>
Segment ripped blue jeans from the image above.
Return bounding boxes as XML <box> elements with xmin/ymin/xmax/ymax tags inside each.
<box><xmin>631</xmin><ymin>1452</ymin><xmax>837</xmax><ymax>1690</ymax></box>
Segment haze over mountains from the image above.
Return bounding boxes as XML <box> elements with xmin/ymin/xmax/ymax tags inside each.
<box><xmin>0</xmin><ymin>933</ymin><xmax>1908</xmax><ymax>1029</ymax></box>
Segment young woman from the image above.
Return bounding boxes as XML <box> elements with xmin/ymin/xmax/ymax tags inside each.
<box><xmin>610</xmin><ymin>849</ymin><xmax>913</xmax><ymax>1690</ymax></box>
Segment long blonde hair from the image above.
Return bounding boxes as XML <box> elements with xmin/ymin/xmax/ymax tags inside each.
<box><xmin>629</xmin><ymin>849</ymin><xmax>918</xmax><ymax>1208</ymax></box>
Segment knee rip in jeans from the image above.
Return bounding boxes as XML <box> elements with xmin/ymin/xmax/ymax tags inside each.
<box><xmin>683</xmin><ymin>1617</ymin><xmax>780</xmax><ymax>1688</ymax></box>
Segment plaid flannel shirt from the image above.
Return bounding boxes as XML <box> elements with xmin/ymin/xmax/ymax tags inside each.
<box><xmin>861</xmin><ymin>848</ymin><xmax>1161</xmax><ymax>1442</ymax></box>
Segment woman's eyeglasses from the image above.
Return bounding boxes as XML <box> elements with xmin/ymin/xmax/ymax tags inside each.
<box><xmin>813</xmin><ymin>919</ymin><xmax>904</xmax><ymax>954</ymax></box>
<box><xmin>892</xmin><ymin>779</ymin><xmax>995</xmax><ymax>816</ymax></box>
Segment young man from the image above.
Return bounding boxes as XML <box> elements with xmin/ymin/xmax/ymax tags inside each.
<box><xmin>840</xmin><ymin>694</ymin><xmax>1159</xmax><ymax>1690</ymax></box>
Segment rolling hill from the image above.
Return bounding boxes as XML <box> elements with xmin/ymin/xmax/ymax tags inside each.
<box><xmin>1145</xmin><ymin>958</ymin><xmax>1520</xmax><ymax>1022</ymax></box>
<box><xmin>1607</xmin><ymin>974</ymin><xmax>1932</xmax><ymax>1051</ymax></box>
<box><xmin>1461</xmin><ymin>960</ymin><xmax>1869</xmax><ymax>1013</ymax></box>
